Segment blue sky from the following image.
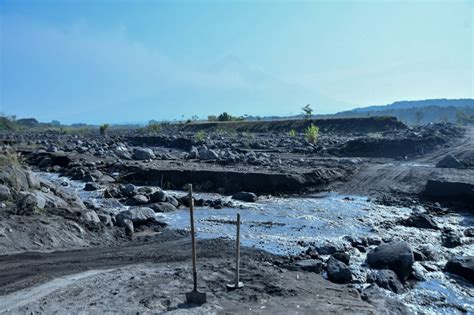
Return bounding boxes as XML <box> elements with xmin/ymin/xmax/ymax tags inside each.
<box><xmin>1</xmin><ymin>0</ymin><xmax>472</xmax><ymax>124</ymax></box>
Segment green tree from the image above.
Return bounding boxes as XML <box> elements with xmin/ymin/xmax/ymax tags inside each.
<box><xmin>302</xmin><ymin>104</ymin><xmax>313</xmax><ymax>119</ymax></box>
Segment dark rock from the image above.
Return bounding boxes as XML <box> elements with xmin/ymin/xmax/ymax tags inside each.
<box><xmin>445</xmin><ymin>256</ymin><xmax>474</xmax><ymax>283</ymax></box>
<box><xmin>167</xmin><ymin>195</ymin><xmax>179</xmax><ymax>207</ymax></box>
<box><xmin>104</xmin><ymin>187</ymin><xmax>120</xmax><ymax>198</ymax></box>
<box><xmin>332</xmin><ymin>251</ymin><xmax>350</xmax><ymax>265</ymax></box>
<box><xmin>98</xmin><ymin>213</ymin><xmax>113</xmax><ymax>226</ymax></box>
<box><xmin>293</xmin><ymin>259</ymin><xmax>323</xmax><ymax>273</ymax></box>
<box><xmin>367</xmin><ymin>269</ymin><xmax>404</xmax><ymax>294</ymax></box>
<box><xmin>149</xmin><ymin>202</ymin><xmax>177</xmax><ymax>213</ymax></box>
<box><xmin>115</xmin><ymin>207</ymin><xmax>158</xmax><ymax>227</ymax></box>
<box><xmin>436</xmin><ymin>154</ymin><xmax>462</xmax><ymax>168</ymax></box>
<box><xmin>150</xmin><ymin>190</ymin><xmax>167</xmax><ymax>203</ymax></box>
<box><xmin>84</xmin><ymin>183</ymin><xmax>100</xmax><ymax>191</ymax></box>
<box><xmin>232</xmin><ymin>191</ymin><xmax>257</xmax><ymax>202</ymax></box>
<box><xmin>326</xmin><ymin>257</ymin><xmax>352</xmax><ymax>284</ymax></box>
<box><xmin>424</xmin><ymin>179</ymin><xmax>474</xmax><ymax>203</ymax></box>
<box><xmin>125</xmin><ymin>194</ymin><xmax>149</xmax><ymax>206</ymax></box>
<box><xmin>464</xmin><ymin>228</ymin><xmax>474</xmax><ymax>237</ymax></box>
<box><xmin>0</xmin><ymin>184</ymin><xmax>11</xmax><ymax>201</ymax></box>
<box><xmin>400</xmin><ymin>213</ymin><xmax>439</xmax><ymax>230</ymax></box>
<box><xmin>413</xmin><ymin>250</ymin><xmax>426</xmax><ymax>262</ymax></box>
<box><xmin>366</xmin><ymin>241</ymin><xmax>414</xmax><ymax>281</ymax></box>
<box><xmin>315</xmin><ymin>243</ymin><xmax>341</xmax><ymax>255</ymax></box>
<box><xmin>38</xmin><ymin>157</ymin><xmax>52</xmax><ymax>168</ymax></box>
<box><xmin>120</xmin><ymin>184</ymin><xmax>137</xmax><ymax>197</ymax></box>
<box><xmin>418</xmin><ymin>244</ymin><xmax>439</xmax><ymax>261</ymax></box>
<box><xmin>442</xmin><ymin>231</ymin><xmax>462</xmax><ymax>248</ymax></box>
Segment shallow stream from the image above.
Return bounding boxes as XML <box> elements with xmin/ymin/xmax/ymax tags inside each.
<box><xmin>39</xmin><ymin>172</ymin><xmax>474</xmax><ymax>314</ymax></box>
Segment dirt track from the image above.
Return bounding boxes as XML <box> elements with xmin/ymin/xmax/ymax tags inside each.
<box><xmin>0</xmin><ymin>231</ymin><xmax>382</xmax><ymax>314</ymax></box>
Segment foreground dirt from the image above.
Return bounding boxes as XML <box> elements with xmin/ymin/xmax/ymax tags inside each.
<box><xmin>0</xmin><ymin>232</ymin><xmax>384</xmax><ymax>314</ymax></box>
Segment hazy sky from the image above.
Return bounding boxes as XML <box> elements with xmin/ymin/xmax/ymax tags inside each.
<box><xmin>1</xmin><ymin>0</ymin><xmax>472</xmax><ymax>124</ymax></box>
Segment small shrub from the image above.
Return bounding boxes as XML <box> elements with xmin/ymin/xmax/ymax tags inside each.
<box><xmin>0</xmin><ymin>147</ymin><xmax>20</xmax><ymax>167</ymax></box>
<box><xmin>305</xmin><ymin>124</ymin><xmax>319</xmax><ymax>144</ymax></box>
<box><xmin>99</xmin><ymin>124</ymin><xmax>109</xmax><ymax>136</ymax></box>
<box><xmin>195</xmin><ymin>131</ymin><xmax>206</xmax><ymax>142</ymax></box>
<box><xmin>147</xmin><ymin>123</ymin><xmax>162</xmax><ymax>134</ymax></box>
<box><xmin>288</xmin><ymin>129</ymin><xmax>296</xmax><ymax>137</ymax></box>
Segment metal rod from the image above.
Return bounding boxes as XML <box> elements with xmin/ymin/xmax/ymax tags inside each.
<box><xmin>235</xmin><ymin>213</ymin><xmax>241</xmax><ymax>288</ymax></box>
<box><xmin>188</xmin><ymin>184</ymin><xmax>197</xmax><ymax>291</ymax></box>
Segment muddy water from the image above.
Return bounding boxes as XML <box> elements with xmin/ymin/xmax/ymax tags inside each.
<box><xmin>39</xmin><ymin>172</ymin><xmax>474</xmax><ymax>314</ymax></box>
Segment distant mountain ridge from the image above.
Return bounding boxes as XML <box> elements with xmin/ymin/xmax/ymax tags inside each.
<box><xmin>350</xmin><ymin>98</ymin><xmax>474</xmax><ymax>112</ymax></box>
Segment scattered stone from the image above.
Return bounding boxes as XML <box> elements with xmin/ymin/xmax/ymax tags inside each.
<box><xmin>121</xmin><ymin>184</ymin><xmax>137</xmax><ymax>197</ymax></box>
<box><xmin>133</xmin><ymin>148</ymin><xmax>156</xmax><ymax>160</ymax></box>
<box><xmin>115</xmin><ymin>207</ymin><xmax>159</xmax><ymax>227</ymax></box>
<box><xmin>442</xmin><ymin>231</ymin><xmax>462</xmax><ymax>248</ymax></box>
<box><xmin>445</xmin><ymin>256</ymin><xmax>474</xmax><ymax>283</ymax></box>
<box><xmin>366</xmin><ymin>241</ymin><xmax>414</xmax><ymax>281</ymax></box>
<box><xmin>125</xmin><ymin>194</ymin><xmax>149</xmax><ymax>206</ymax></box>
<box><xmin>464</xmin><ymin>228</ymin><xmax>474</xmax><ymax>237</ymax></box>
<box><xmin>326</xmin><ymin>257</ymin><xmax>352</xmax><ymax>284</ymax></box>
<box><xmin>293</xmin><ymin>259</ymin><xmax>323</xmax><ymax>273</ymax></box>
<box><xmin>84</xmin><ymin>183</ymin><xmax>100</xmax><ymax>191</ymax></box>
<box><xmin>400</xmin><ymin>213</ymin><xmax>439</xmax><ymax>230</ymax></box>
<box><xmin>332</xmin><ymin>251</ymin><xmax>350</xmax><ymax>265</ymax></box>
<box><xmin>80</xmin><ymin>210</ymin><xmax>101</xmax><ymax>224</ymax></box>
<box><xmin>149</xmin><ymin>202</ymin><xmax>177</xmax><ymax>213</ymax></box>
<box><xmin>98</xmin><ymin>213</ymin><xmax>113</xmax><ymax>226</ymax></box>
<box><xmin>436</xmin><ymin>154</ymin><xmax>462</xmax><ymax>168</ymax></box>
<box><xmin>232</xmin><ymin>192</ymin><xmax>258</xmax><ymax>202</ymax></box>
<box><xmin>150</xmin><ymin>190</ymin><xmax>167</xmax><ymax>203</ymax></box>
<box><xmin>367</xmin><ymin>269</ymin><xmax>404</xmax><ymax>294</ymax></box>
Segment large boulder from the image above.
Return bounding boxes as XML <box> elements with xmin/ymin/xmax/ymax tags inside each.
<box><xmin>149</xmin><ymin>202</ymin><xmax>177</xmax><ymax>213</ymax></box>
<box><xmin>125</xmin><ymin>194</ymin><xmax>149</xmax><ymax>206</ymax></box>
<box><xmin>120</xmin><ymin>184</ymin><xmax>137</xmax><ymax>197</ymax></box>
<box><xmin>367</xmin><ymin>269</ymin><xmax>404</xmax><ymax>294</ymax></box>
<box><xmin>442</xmin><ymin>231</ymin><xmax>462</xmax><ymax>248</ymax></box>
<box><xmin>80</xmin><ymin>210</ymin><xmax>101</xmax><ymax>224</ymax></box>
<box><xmin>400</xmin><ymin>213</ymin><xmax>439</xmax><ymax>230</ymax></box>
<box><xmin>366</xmin><ymin>241</ymin><xmax>414</xmax><ymax>281</ymax></box>
<box><xmin>198</xmin><ymin>146</ymin><xmax>219</xmax><ymax>160</ymax></box>
<box><xmin>150</xmin><ymin>190</ymin><xmax>167</xmax><ymax>203</ymax></box>
<box><xmin>445</xmin><ymin>256</ymin><xmax>474</xmax><ymax>283</ymax></box>
<box><xmin>115</xmin><ymin>207</ymin><xmax>158</xmax><ymax>227</ymax></box>
<box><xmin>84</xmin><ymin>183</ymin><xmax>100</xmax><ymax>191</ymax></box>
<box><xmin>436</xmin><ymin>154</ymin><xmax>462</xmax><ymax>168</ymax></box>
<box><xmin>133</xmin><ymin>148</ymin><xmax>156</xmax><ymax>160</ymax></box>
<box><xmin>326</xmin><ymin>257</ymin><xmax>352</xmax><ymax>284</ymax></box>
<box><xmin>232</xmin><ymin>191</ymin><xmax>257</xmax><ymax>202</ymax></box>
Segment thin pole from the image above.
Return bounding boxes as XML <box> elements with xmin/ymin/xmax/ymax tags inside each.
<box><xmin>235</xmin><ymin>213</ymin><xmax>241</xmax><ymax>288</ymax></box>
<box><xmin>188</xmin><ymin>184</ymin><xmax>197</xmax><ymax>291</ymax></box>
